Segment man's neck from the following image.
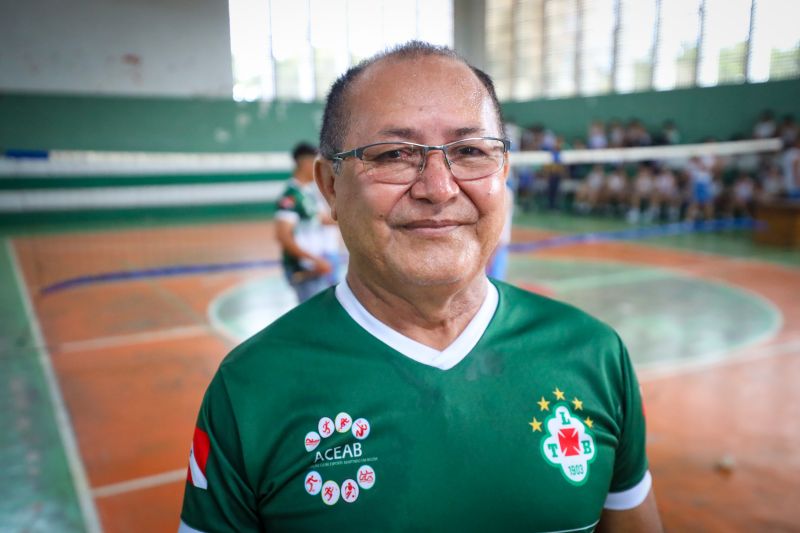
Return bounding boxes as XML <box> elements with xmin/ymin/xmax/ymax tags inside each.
<box><xmin>345</xmin><ymin>270</ymin><xmax>489</xmax><ymax>351</ymax></box>
<box><xmin>294</xmin><ymin>171</ymin><xmax>314</xmax><ymax>186</ymax></box>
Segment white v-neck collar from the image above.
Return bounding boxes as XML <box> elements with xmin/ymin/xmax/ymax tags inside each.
<box><xmin>334</xmin><ymin>279</ymin><xmax>499</xmax><ymax>370</ymax></box>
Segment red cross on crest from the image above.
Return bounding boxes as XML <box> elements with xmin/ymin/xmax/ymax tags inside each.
<box><xmin>558</xmin><ymin>428</ymin><xmax>581</xmax><ymax>456</ymax></box>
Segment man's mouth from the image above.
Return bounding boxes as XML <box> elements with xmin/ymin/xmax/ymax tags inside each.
<box><xmin>398</xmin><ymin>219</ymin><xmax>466</xmax><ymax>236</ymax></box>
<box><xmin>402</xmin><ymin>219</ymin><xmax>461</xmax><ymax>229</ymax></box>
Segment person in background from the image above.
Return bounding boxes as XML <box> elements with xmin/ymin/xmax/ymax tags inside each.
<box><xmin>778</xmin><ymin>114</ymin><xmax>798</xmax><ymax>149</ymax></box>
<box><xmin>587</xmin><ymin>120</ymin><xmax>608</xmax><ymax>149</ymax></box>
<box><xmin>656</xmin><ymin>120</ymin><xmax>681</xmax><ymax>145</ymax></box>
<box><xmin>627</xmin><ymin>163</ymin><xmax>656</xmax><ymax>224</ymax></box>
<box><xmin>274</xmin><ymin>142</ymin><xmax>334</xmax><ymax>303</ymax></box>
<box><xmin>685</xmin><ymin>155</ymin><xmax>717</xmax><ymax>221</ymax></box>
<box><xmin>575</xmin><ymin>164</ymin><xmax>606</xmax><ymax>214</ymax></box>
<box><xmin>782</xmin><ymin>137</ymin><xmax>800</xmax><ymax>199</ymax></box>
<box><xmin>486</xmin><ymin>180</ymin><xmax>514</xmax><ymax>280</ymax></box>
<box><xmin>753</xmin><ymin>110</ymin><xmax>777</xmax><ymax>139</ymax></box>
<box><xmin>730</xmin><ymin>172</ymin><xmax>756</xmax><ymax>218</ymax></box>
<box><xmin>652</xmin><ymin>164</ymin><xmax>682</xmax><ymax>222</ymax></box>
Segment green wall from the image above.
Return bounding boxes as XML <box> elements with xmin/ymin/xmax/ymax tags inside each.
<box><xmin>502</xmin><ymin>79</ymin><xmax>800</xmax><ymax>145</ymax></box>
<box><xmin>1</xmin><ymin>79</ymin><xmax>798</xmax><ymax>153</ymax></box>
<box><xmin>0</xmin><ymin>93</ymin><xmax>324</xmax><ymax>152</ymax></box>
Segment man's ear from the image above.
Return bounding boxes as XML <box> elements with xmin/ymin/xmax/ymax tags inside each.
<box><xmin>314</xmin><ymin>157</ymin><xmax>338</xmax><ymax>220</ymax></box>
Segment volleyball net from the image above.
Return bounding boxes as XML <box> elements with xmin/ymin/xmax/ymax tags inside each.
<box><xmin>0</xmin><ymin>137</ymin><xmax>784</xmax><ymax>212</ymax></box>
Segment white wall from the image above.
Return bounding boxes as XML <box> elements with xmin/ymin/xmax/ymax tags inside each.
<box><xmin>0</xmin><ymin>0</ymin><xmax>233</xmax><ymax>97</ymax></box>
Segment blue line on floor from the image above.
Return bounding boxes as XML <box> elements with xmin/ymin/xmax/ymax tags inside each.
<box><xmin>40</xmin><ymin>218</ymin><xmax>759</xmax><ymax>295</ymax></box>
<box><xmin>40</xmin><ymin>259</ymin><xmax>282</xmax><ymax>294</ymax></box>
<box><xmin>508</xmin><ymin>218</ymin><xmax>758</xmax><ymax>253</ymax></box>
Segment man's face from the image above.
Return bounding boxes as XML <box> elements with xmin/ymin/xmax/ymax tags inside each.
<box><xmin>320</xmin><ymin>55</ymin><xmax>508</xmax><ymax>290</ymax></box>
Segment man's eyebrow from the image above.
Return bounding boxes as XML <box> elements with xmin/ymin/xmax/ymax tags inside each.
<box><xmin>376</xmin><ymin>126</ymin><xmax>489</xmax><ymax>141</ymax></box>
<box><xmin>453</xmin><ymin>127</ymin><xmax>487</xmax><ymax>137</ymax></box>
<box><xmin>377</xmin><ymin>128</ymin><xmax>416</xmax><ymax>139</ymax></box>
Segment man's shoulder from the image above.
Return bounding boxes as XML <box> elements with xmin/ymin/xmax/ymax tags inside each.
<box><xmin>493</xmin><ymin>280</ymin><xmax>617</xmax><ymax>338</ymax></box>
<box><xmin>220</xmin><ymin>288</ymin><xmax>342</xmax><ymax>372</ymax></box>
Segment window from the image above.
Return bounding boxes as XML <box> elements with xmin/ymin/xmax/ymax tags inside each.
<box><xmin>543</xmin><ymin>0</ymin><xmax>579</xmax><ymax>98</ymax></box>
<box><xmin>229</xmin><ymin>0</ymin><xmax>453</xmax><ymax>102</ymax></box>
<box><xmin>748</xmin><ymin>0</ymin><xmax>800</xmax><ymax>82</ymax></box>
<box><xmin>579</xmin><ymin>0</ymin><xmax>615</xmax><ymax>96</ymax></box>
<box><xmin>698</xmin><ymin>0</ymin><xmax>751</xmax><ymax>86</ymax></box>
<box><xmin>615</xmin><ymin>0</ymin><xmax>657</xmax><ymax>93</ymax></box>
<box><xmin>653</xmin><ymin>0</ymin><xmax>702</xmax><ymax>90</ymax></box>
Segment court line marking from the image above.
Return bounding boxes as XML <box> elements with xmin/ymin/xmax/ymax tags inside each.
<box><xmin>92</xmin><ymin>468</ymin><xmax>187</xmax><ymax>499</ymax></box>
<box><xmin>6</xmin><ymin>239</ymin><xmax>103</xmax><ymax>533</ymax></box>
<box><xmin>56</xmin><ymin>324</ymin><xmax>212</xmax><ymax>354</ymax></box>
<box><xmin>638</xmin><ymin>336</ymin><xmax>800</xmax><ymax>382</ymax></box>
<box><xmin>515</xmin><ymin>255</ymin><xmax>787</xmax><ymax>373</ymax></box>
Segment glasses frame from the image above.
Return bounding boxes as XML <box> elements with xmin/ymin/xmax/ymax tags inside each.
<box><xmin>329</xmin><ymin>136</ymin><xmax>511</xmax><ymax>181</ymax></box>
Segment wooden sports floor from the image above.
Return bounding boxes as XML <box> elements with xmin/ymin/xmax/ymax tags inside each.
<box><xmin>3</xmin><ymin>214</ymin><xmax>799</xmax><ymax>532</ymax></box>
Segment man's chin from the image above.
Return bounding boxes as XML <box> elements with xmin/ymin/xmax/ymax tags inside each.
<box><xmin>391</xmin><ymin>260</ymin><xmax>480</xmax><ymax>288</ymax></box>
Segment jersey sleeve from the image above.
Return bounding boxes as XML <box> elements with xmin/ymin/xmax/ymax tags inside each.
<box><xmin>604</xmin><ymin>336</ymin><xmax>651</xmax><ymax>510</ymax></box>
<box><xmin>275</xmin><ymin>189</ymin><xmax>301</xmax><ymax>224</ymax></box>
<box><xmin>179</xmin><ymin>372</ymin><xmax>260</xmax><ymax>532</ymax></box>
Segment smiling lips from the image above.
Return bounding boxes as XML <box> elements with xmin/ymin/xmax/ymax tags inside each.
<box><xmin>398</xmin><ymin>219</ymin><xmax>469</xmax><ymax>236</ymax></box>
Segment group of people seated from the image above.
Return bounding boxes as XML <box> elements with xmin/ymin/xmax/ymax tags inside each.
<box><xmin>511</xmin><ymin>111</ymin><xmax>800</xmax><ymax>223</ymax></box>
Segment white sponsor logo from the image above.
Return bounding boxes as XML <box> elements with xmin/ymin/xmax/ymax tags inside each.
<box><xmin>314</xmin><ymin>442</ymin><xmax>362</xmax><ymax>464</ymax></box>
<box><xmin>321</xmin><ymin>480</ymin><xmax>340</xmax><ymax>506</ymax></box>
<box><xmin>356</xmin><ymin>465</ymin><xmax>375</xmax><ymax>490</ymax></box>
<box><xmin>351</xmin><ymin>418</ymin><xmax>370</xmax><ymax>440</ymax></box>
<box><xmin>335</xmin><ymin>412</ymin><xmax>352</xmax><ymax>433</ymax></box>
<box><xmin>341</xmin><ymin>479</ymin><xmax>359</xmax><ymax>503</ymax></box>
<box><xmin>304</xmin><ymin>431</ymin><xmax>322</xmax><ymax>452</ymax></box>
<box><xmin>318</xmin><ymin>417</ymin><xmax>334</xmax><ymax>438</ymax></box>
<box><xmin>304</xmin><ymin>471</ymin><xmax>322</xmax><ymax>495</ymax></box>
<box><xmin>303</xmin><ymin>412</ymin><xmax>377</xmax><ymax>506</ymax></box>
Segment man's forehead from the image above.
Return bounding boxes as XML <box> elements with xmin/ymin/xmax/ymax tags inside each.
<box><xmin>344</xmin><ymin>55</ymin><xmax>496</xmax><ymax>135</ymax></box>
<box><xmin>354</xmin><ymin>55</ymin><xmax>484</xmax><ymax>100</ymax></box>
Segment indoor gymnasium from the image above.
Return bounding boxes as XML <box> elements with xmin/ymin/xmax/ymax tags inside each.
<box><xmin>2</xmin><ymin>0</ymin><xmax>799</xmax><ymax>531</ymax></box>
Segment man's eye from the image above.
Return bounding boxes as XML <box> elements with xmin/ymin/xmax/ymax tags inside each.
<box><xmin>371</xmin><ymin>148</ymin><xmax>415</xmax><ymax>162</ymax></box>
<box><xmin>453</xmin><ymin>145</ymin><xmax>488</xmax><ymax>157</ymax></box>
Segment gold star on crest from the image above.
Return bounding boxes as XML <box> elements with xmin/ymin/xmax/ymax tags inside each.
<box><xmin>584</xmin><ymin>416</ymin><xmax>594</xmax><ymax>428</ymax></box>
<box><xmin>553</xmin><ymin>387</ymin><xmax>565</xmax><ymax>400</ymax></box>
<box><xmin>528</xmin><ymin>416</ymin><xmax>542</xmax><ymax>432</ymax></box>
<box><xmin>537</xmin><ymin>396</ymin><xmax>550</xmax><ymax>411</ymax></box>
<box><xmin>572</xmin><ymin>397</ymin><xmax>584</xmax><ymax>411</ymax></box>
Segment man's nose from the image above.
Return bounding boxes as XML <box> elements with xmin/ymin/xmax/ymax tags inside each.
<box><xmin>410</xmin><ymin>150</ymin><xmax>460</xmax><ymax>203</ymax></box>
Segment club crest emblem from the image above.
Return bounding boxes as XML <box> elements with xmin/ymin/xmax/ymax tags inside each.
<box><xmin>528</xmin><ymin>387</ymin><xmax>597</xmax><ymax>485</ymax></box>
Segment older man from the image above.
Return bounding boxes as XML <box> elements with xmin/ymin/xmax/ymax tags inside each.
<box><xmin>179</xmin><ymin>42</ymin><xmax>662</xmax><ymax>532</ymax></box>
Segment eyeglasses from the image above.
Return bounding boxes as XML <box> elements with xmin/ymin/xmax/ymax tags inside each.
<box><xmin>329</xmin><ymin>137</ymin><xmax>510</xmax><ymax>184</ymax></box>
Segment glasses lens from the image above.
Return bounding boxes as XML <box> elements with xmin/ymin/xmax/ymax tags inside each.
<box><xmin>445</xmin><ymin>138</ymin><xmax>506</xmax><ymax>180</ymax></box>
<box><xmin>360</xmin><ymin>143</ymin><xmax>423</xmax><ymax>183</ymax></box>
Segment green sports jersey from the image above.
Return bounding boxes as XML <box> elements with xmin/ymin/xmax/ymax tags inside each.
<box><xmin>275</xmin><ymin>179</ymin><xmax>324</xmax><ymax>275</ymax></box>
<box><xmin>180</xmin><ymin>280</ymin><xmax>650</xmax><ymax>532</ymax></box>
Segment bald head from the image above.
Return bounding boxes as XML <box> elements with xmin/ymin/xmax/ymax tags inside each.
<box><xmin>319</xmin><ymin>41</ymin><xmax>505</xmax><ymax>159</ymax></box>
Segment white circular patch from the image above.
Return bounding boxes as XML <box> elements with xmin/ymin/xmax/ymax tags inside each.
<box><xmin>321</xmin><ymin>480</ymin><xmax>340</xmax><ymax>506</ymax></box>
<box><xmin>304</xmin><ymin>471</ymin><xmax>322</xmax><ymax>495</ymax></box>
<box><xmin>356</xmin><ymin>465</ymin><xmax>376</xmax><ymax>490</ymax></box>
<box><xmin>341</xmin><ymin>479</ymin><xmax>359</xmax><ymax>503</ymax></box>
<box><xmin>318</xmin><ymin>417</ymin><xmax>334</xmax><ymax>438</ymax></box>
<box><xmin>335</xmin><ymin>412</ymin><xmax>352</xmax><ymax>433</ymax></box>
<box><xmin>351</xmin><ymin>418</ymin><xmax>371</xmax><ymax>440</ymax></box>
<box><xmin>304</xmin><ymin>431</ymin><xmax>321</xmax><ymax>452</ymax></box>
